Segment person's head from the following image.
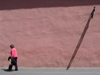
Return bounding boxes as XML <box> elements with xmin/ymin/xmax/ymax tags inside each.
<box><xmin>10</xmin><ymin>44</ymin><xmax>14</xmax><ymax>49</ymax></box>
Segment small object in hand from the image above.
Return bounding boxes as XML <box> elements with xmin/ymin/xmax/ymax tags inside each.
<box><xmin>8</xmin><ymin>56</ymin><xmax>11</xmax><ymax>61</ymax></box>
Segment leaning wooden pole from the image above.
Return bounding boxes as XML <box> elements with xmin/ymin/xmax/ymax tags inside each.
<box><xmin>67</xmin><ymin>7</ymin><xmax>95</xmax><ymax>70</ymax></box>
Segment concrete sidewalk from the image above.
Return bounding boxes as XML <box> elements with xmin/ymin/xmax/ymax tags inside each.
<box><xmin>0</xmin><ymin>67</ymin><xmax>100</xmax><ymax>75</ymax></box>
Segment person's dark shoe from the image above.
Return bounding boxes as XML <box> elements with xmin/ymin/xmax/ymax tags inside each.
<box><xmin>15</xmin><ymin>69</ymin><xmax>18</xmax><ymax>71</ymax></box>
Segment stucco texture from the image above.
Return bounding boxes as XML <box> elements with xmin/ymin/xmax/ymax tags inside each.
<box><xmin>0</xmin><ymin>0</ymin><xmax>100</xmax><ymax>68</ymax></box>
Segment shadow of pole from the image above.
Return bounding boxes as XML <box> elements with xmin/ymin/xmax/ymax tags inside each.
<box><xmin>67</xmin><ymin>7</ymin><xmax>95</xmax><ymax>70</ymax></box>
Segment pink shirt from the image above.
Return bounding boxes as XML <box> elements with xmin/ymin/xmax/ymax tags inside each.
<box><xmin>11</xmin><ymin>48</ymin><xmax>18</xmax><ymax>58</ymax></box>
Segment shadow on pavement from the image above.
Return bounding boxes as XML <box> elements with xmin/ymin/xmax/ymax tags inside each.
<box><xmin>2</xmin><ymin>69</ymin><xmax>14</xmax><ymax>72</ymax></box>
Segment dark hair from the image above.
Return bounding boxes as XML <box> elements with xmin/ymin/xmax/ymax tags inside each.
<box><xmin>10</xmin><ymin>44</ymin><xmax>14</xmax><ymax>48</ymax></box>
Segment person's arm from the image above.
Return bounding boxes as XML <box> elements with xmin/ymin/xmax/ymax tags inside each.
<box><xmin>11</xmin><ymin>49</ymin><xmax>15</xmax><ymax>58</ymax></box>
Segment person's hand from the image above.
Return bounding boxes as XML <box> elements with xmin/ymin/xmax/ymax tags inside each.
<box><xmin>8</xmin><ymin>56</ymin><xmax>11</xmax><ymax>61</ymax></box>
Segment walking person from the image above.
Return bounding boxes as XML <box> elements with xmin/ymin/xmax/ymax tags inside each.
<box><xmin>7</xmin><ymin>44</ymin><xmax>18</xmax><ymax>71</ymax></box>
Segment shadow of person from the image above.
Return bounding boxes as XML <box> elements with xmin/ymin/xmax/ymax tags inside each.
<box><xmin>2</xmin><ymin>69</ymin><xmax>14</xmax><ymax>72</ymax></box>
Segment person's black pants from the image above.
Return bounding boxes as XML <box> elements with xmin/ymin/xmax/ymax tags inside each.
<box><xmin>8</xmin><ymin>57</ymin><xmax>18</xmax><ymax>70</ymax></box>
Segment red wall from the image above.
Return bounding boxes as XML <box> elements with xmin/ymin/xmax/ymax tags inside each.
<box><xmin>0</xmin><ymin>0</ymin><xmax>100</xmax><ymax>67</ymax></box>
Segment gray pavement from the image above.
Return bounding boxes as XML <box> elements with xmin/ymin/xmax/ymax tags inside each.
<box><xmin>0</xmin><ymin>67</ymin><xmax>100</xmax><ymax>75</ymax></box>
